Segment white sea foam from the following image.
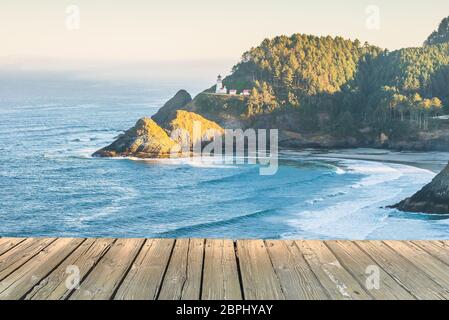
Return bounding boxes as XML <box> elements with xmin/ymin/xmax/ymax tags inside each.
<box><xmin>285</xmin><ymin>160</ymin><xmax>436</xmax><ymax>240</ymax></box>
<box><xmin>76</xmin><ymin>185</ymin><xmax>139</xmax><ymax>223</ymax></box>
<box><xmin>345</xmin><ymin>160</ymin><xmax>404</xmax><ymax>188</ymax></box>
<box><xmin>125</xmin><ymin>155</ymin><xmax>239</xmax><ymax>169</ymax></box>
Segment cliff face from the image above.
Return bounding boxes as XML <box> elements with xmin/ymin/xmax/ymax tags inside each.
<box><xmin>166</xmin><ymin>110</ymin><xmax>224</xmax><ymax>148</ymax></box>
<box><xmin>180</xmin><ymin>93</ymin><xmax>249</xmax><ymax>129</ymax></box>
<box><xmin>93</xmin><ymin>106</ymin><xmax>224</xmax><ymax>158</ymax></box>
<box><xmin>93</xmin><ymin>118</ymin><xmax>177</xmax><ymax>158</ymax></box>
<box><xmin>391</xmin><ymin>163</ymin><xmax>449</xmax><ymax>214</ymax></box>
<box><xmin>152</xmin><ymin>90</ymin><xmax>192</xmax><ymax>126</ymax></box>
<box><xmin>172</xmin><ymin>90</ymin><xmax>449</xmax><ymax>151</ymax></box>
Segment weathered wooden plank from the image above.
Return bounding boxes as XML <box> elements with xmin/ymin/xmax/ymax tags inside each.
<box><xmin>114</xmin><ymin>239</ymin><xmax>175</xmax><ymax>300</ymax></box>
<box><xmin>202</xmin><ymin>239</ymin><xmax>242</xmax><ymax>300</ymax></box>
<box><xmin>438</xmin><ymin>240</ymin><xmax>449</xmax><ymax>248</ymax></box>
<box><xmin>25</xmin><ymin>238</ymin><xmax>114</xmax><ymax>300</ymax></box>
<box><xmin>295</xmin><ymin>240</ymin><xmax>371</xmax><ymax>300</ymax></box>
<box><xmin>356</xmin><ymin>241</ymin><xmax>449</xmax><ymax>300</ymax></box>
<box><xmin>237</xmin><ymin>240</ymin><xmax>284</xmax><ymax>300</ymax></box>
<box><xmin>158</xmin><ymin>239</ymin><xmax>204</xmax><ymax>300</ymax></box>
<box><xmin>69</xmin><ymin>239</ymin><xmax>144</xmax><ymax>300</ymax></box>
<box><xmin>265</xmin><ymin>240</ymin><xmax>328</xmax><ymax>300</ymax></box>
<box><xmin>0</xmin><ymin>238</ymin><xmax>25</xmax><ymax>256</ymax></box>
<box><xmin>412</xmin><ymin>241</ymin><xmax>449</xmax><ymax>265</ymax></box>
<box><xmin>383</xmin><ymin>241</ymin><xmax>449</xmax><ymax>291</ymax></box>
<box><xmin>0</xmin><ymin>238</ymin><xmax>84</xmax><ymax>300</ymax></box>
<box><xmin>2</xmin><ymin>238</ymin><xmax>449</xmax><ymax>301</ymax></box>
<box><xmin>325</xmin><ymin>241</ymin><xmax>415</xmax><ymax>300</ymax></box>
<box><xmin>0</xmin><ymin>238</ymin><xmax>56</xmax><ymax>281</ymax></box>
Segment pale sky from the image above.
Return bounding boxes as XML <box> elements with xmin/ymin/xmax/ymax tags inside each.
<box><xmin>1</xmin><ymin>0</ymin><xmax>449</xmax><ymax>77</ymax></box>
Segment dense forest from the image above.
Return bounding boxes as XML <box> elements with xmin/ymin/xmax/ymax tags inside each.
<box><xmin>425</xmin><ymin>17</ymin><xmax>449</xmax><ymax>46</ymax></box>
<box><xmin>218</xmin><ymin>16</ymin><xmax>449</xmax><ymax>141</ymax></box>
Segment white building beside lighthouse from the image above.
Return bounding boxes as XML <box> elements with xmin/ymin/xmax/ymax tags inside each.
<box><xmin>215</xmin><ymin>75</ymin><xmax>227</xmax><ymax>94</ymax></box>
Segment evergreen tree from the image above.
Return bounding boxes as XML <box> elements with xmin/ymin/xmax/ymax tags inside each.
<box><xmin>425</xmin><ymin>16</ymin><xmax>449</xmax><ymax>46</ymax></box>
<box><xmin>215</xmin><ymin>19</ymin><xmax>449</xmax><ymax>139</ymax></box>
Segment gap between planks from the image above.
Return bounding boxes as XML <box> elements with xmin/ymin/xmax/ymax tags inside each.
<box><xmin>2</xmin><ymin>239</ymin><xmax>449</xmax><ymax>300</ymax></box>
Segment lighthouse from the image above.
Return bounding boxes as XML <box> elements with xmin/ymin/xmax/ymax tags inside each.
<box><xmin>215</xmin><ymin>75</ymin><xmax>227</xmax><ymax>94</ymax></box>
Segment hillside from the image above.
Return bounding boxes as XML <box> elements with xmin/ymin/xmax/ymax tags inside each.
<box><xmin>169</xmin><ymin>16</ymin><xmax>449</xmax><ymax>150</ymax></box>
<box><xmin>96</xmin><ymin>16</ymin><xmax>449</xmax><ymax>156</ymax></box>
<box><xmin>425</xmin><ymin>16</ymin><xmax>449</xmax><ymax>46</ymax></box>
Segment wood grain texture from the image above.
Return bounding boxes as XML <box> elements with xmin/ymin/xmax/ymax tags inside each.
<box><xmin>1</xmin><ymin>238</ymin><xmax>449</xmax><ymax>300</ymax></box>
<box><xmin>115</xmin><ymin>239</ymin><xmax>175</xmax><ymax>300</ymax></box>
<box><xmin>158</xmin><ymin>239</ymin><xmax>204</xmax><ymax>300</ymax></box>
<box><xmin>237</xmin><ymin>240</ymin><xmax>284</xmax><ymax>300</ymax></box>
<box><xmin>384</xmin><ymin>241</ymin><xmax>449</xmax><ymax>290</ymax></box>
<box><xmin>295</xmin><ymin>240</ymin><xmax>372</xmax><ymax>300</ymax></box>
<box><xmin>0</xmin><ymin>238</ymin><xmax>84</xmax><ymax>300</ymax></box>
<box><xmin>69</xmin><ymin>238</ymin><xmax>144</xmax><ymax>300</ymax></box>
<box><xmin>25</xmin><ymin>238</ymin><xmax>114</xmax><ymax>300</ymax></box>
<box><xmin>0</xmin><ymin>239</ymin><xmax>25</xmax><ymax>256</ymax></box>
<box><xmin>412</xmin><ymin>241</ymin><xmax>449</xmax><ymax>265</ymax></box>
<box><xmin>0</xmin><ymin>238</ymin><xmax>56</xmax><ymax>281</ymax></box>
<box><xmin>266</xmin><ymin>240</ymin><xmax>329</xmax><ymax>300</ymax></box>
<box><xmin>325</xmin><ymin>241</ymin><xmax>415</xmax><ymax>300</ymax></box>
<box><xmin>356</xmin><ymin>241</ymin><xmax>449</xmax><ymax>300</ymax></box>
<box><xmin>202</xmin><ymin>239</ymin><xmax>242</xmax><ymax>300</ymax></box>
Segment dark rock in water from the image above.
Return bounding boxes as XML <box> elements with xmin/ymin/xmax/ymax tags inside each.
<box><xmin>92</xmin><ymin>117</ymin><xmax>177</xmax><ymax>158</ymax></box>
<box><xmin>152</xmin><ymin>90</ymin><xmax>192</xmax><ymax>126</ymax></box>
<box><xmin>390</xmin><ymin>162</ymin><xmax>449</xmax><ymax>214</ymax></box>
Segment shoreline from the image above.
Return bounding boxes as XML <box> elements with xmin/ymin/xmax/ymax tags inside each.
<box><xmin>93</xmin><ymin>146</ymin><xmax>449</xmax><ymax>174</ymax></box>
<box><xmin>301</xmin><ymin>148</ymin><xmax>449</xmax><ymax>173</ymax></box>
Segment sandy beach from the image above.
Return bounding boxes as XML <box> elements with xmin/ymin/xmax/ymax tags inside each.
<box><xmin>306</xmin><ymin>148</ymin><xmax>449</xmax><ymax>173</ymax></box>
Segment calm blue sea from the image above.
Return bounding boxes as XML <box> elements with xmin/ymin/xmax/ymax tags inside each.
<box><xmin>1</xmin><ymin>74</ymin><xmax>449</xmax><ymax>240</ymax></box>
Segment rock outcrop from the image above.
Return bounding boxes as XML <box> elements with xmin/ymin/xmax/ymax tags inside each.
<box><xmin>152</xmin><ymin>89</ymin><xmax>192</xmax><ymax>126</ymax></box>
<box><xmin>166</xmin><ymin>110</ymin><xmax>224</xmax><ymax>148</ymax></box>
<box><xmin>93</xmin><ymin>109</ymin><xmax>224</xmax><ymax>158</ymax></box>
<box><xmin>391</xmin><ymin>163</ymin><xmax>449</xmax><ymax>214</ymax></box>
<box><xmin>93</xmin><ymin>117</ymin><xmax>177</xmax><ymax>158</ymax></box>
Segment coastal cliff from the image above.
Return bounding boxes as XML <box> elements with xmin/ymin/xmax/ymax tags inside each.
<box><xmin>152</xmin><ymin>90</ymin><xmax>449</xmax><ymax>152</ymax></box>
<box><xmin>95</xmin><ymin>16</ymin><xmax>449</xmax><ymax>156</ymax></box>
<box><xmin>93</xmin><ymin>107</ymin><xmax>224</xmax><ymax>158</ymax></box>
<box><xmin>166</xmin><ymin>110</ymin><xmax>224</xmax><ymax>148</ymax></box>
<box><xmin>152</xmin><ymin>89</ymin><xmax>192</xmax><ymax>126</ymax></box>
<box><xmin>93</xmin><ymin>117</ymin><xmax>177</xmax><ymax>158</ymax></box>
<box><xmin>147</xmin><ymin>17</ymin><xmax>449</xmax><ymax>151</ymax></box>
<box><xmin>391</xmin><ymin>163</ymin><xmax>449</xmax><ymax>214</ymax></box>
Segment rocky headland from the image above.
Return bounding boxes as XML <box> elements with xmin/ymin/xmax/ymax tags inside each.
<box><xmin>94</xmin><ymin>16</ymin><xmax>449</xmax><ymax>158</ymax></box>
<box><xmin>391</xmin><ymin>162</ymin><xmax>449</xmax><ymax>214</ymax></box>
<box><xmin>93</xmin><ymin>106</ymin><xmax>224</xmax><ymax>158</ymax></box>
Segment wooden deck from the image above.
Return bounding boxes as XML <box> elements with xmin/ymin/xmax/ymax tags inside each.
<box><xmin>1</xmin><ymin>238</ymin><xmax>449</xmax><ymax>300</ymax></box>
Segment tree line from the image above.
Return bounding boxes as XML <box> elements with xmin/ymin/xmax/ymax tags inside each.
<box><xmin>221</xmin><ymin>17</ymin><xmax>449</xmax><ymax>140</ymax></box>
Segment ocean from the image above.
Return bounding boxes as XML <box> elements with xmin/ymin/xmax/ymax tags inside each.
<box><xmin>1</xmin><ymin>75</ymin><xmax>449</xmax><ymax>240</ymax></box>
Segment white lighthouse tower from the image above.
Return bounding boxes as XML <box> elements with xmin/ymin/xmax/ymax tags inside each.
<box><xmin>215</xmin><ymin>75</ymin><xmax>227</xmax><ymax>94</ymax></box>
